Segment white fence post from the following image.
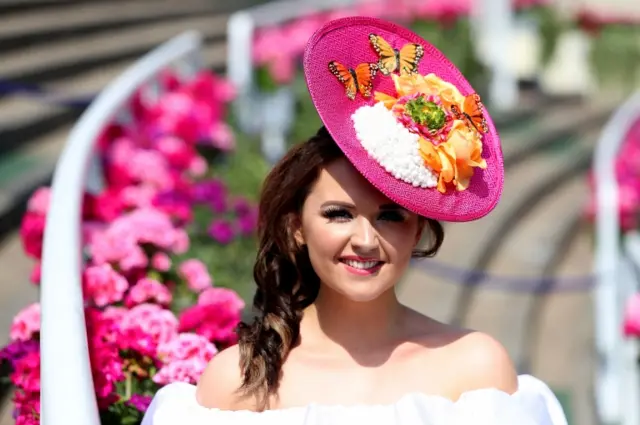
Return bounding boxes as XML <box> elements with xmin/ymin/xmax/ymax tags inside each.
<box><xmin>475</xmin><ymin>0</ymin><xmax>518</xmax><ymax>112</ymax></box>
<box><xmin>593</xmin><ymin>91</ymin><xmax>640</xmax><ymax>425</ymax></box>
<box><xmin>39</xmin><ymin>31</ymin><xmax>204</xmax><ymax>425</ymax></box>
<box><xmin>226</xmin><ymin>0</ymin><xmax>375</xmax><ymax>164</ymax></box>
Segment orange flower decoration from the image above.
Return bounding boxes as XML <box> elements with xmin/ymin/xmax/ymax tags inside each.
<box><xmin>374</xmin><ymin>73</ymin><xmax>487</xmax><ymax>193</ymax></box>
<box><xmin>419</xmin><ymin>121</ymin><xmax>487</xmax><ymax>192</ymax></box>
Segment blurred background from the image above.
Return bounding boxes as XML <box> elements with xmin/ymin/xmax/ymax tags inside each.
<box><xmin>0</xmin><ymin>0</ymin><xmax>639</xmax><ymax>424</ymax></box>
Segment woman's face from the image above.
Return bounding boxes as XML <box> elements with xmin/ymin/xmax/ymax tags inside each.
<box><xmin>297</xmin><ymin>157</ymin><xmax>423</xmax><ymax>302</ymax></box>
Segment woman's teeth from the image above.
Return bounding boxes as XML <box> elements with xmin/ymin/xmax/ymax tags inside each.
<box><xmin>342</xmin><ymin>260</ymin><xmax>380</xmax><ymax>269</ymax></box>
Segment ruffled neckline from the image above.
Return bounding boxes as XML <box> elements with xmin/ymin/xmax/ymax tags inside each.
<box><xmin>141</xmin><ymin>374</ymin><xmax>569</xmax><ymax>425</ymax></box>
<box><xmin>195</xmin><ymin>383</ymin><xmax>514</xmax><ymax>413</ymax></box>
<box><xmin>150</xmin><ymin>374</ymin><xmax>565</xmax><ymax>415</ymax></box>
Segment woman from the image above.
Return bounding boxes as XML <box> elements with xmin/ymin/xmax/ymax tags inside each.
<box><xmin>142</xmin><ymin>16</ymin><xmax>568</xmax><ymax>424</ymax></box>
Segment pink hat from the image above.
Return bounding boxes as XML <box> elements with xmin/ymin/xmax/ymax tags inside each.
<box><xmin>303</xmin><ymin>16</ymin><xmax>504</xmax><ymax>222</ymax></box>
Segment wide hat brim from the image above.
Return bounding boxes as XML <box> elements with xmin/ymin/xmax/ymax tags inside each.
<box><xmin>302</xmin><ymin>16</ymin><xmax>504</xmax><ymax>222</ymax></box>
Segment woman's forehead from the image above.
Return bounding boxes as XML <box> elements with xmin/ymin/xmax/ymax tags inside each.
<box><xmin>310</xmin><ymin>158</ymin><xmax>396</xmax><ymax>207</ymax></box>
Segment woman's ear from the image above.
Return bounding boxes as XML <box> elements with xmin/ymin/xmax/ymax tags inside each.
<box><xmin>294</xmin><ymin>229</ymin><xmax>305</xmax><ymax>246</ymax></box>
<box><xmin>291</xmin><ymin>214</ymin><xmax>305</xmax><ymax>247</ymax></box>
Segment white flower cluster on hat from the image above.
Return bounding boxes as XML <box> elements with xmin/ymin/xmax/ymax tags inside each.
<box><xmin>352</xmin><ymin>102</ymin><xmax>438</xmax><ymax>188</ymax></box>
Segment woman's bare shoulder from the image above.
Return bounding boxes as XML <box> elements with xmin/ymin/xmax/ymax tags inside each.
<box><xmin>407</xmin><ymin>310</ymin><xmax>518</xmax><ymax>396</ymax></box>
<box><xmin>196</xmin><ymin>344</ymin><xmax>253</xmax><ymax>410</ymax></box>
<box><xmin>448</xmin><ymin>330</ymin><xmax>518</xmax><ymax>394</ymax></box>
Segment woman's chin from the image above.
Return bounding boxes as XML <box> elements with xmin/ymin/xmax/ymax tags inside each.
<box><xmin>336</xmin><ymin>284</ymin><xmax>392</xmax><ymax>303</ymax></box>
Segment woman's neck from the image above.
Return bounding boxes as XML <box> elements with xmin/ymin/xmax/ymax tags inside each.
<box><xmin>300</xmin><ymin>286</ymin><xmax>407</xmax><ymax>356</ymax></box>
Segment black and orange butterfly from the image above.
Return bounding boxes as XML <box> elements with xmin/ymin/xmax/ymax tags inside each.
<box><xmin>328</xmin><ymin>61</ymin><xmax>379</xmax><ymax>100</ymax></box>
<box><xmin>369</xmin><ymin>33</ymin><xmax>424</xmax><ymax>76</ymax></box>
<box><xmin>451</xmin><ymin>93</ymin><xmax>489</xmax><ymax>134</ymax></box>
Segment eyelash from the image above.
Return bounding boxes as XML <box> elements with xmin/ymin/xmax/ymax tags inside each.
<box><xmin>321</xmin><ymin>207</ymin><xmax>406</xmax><ymax>223</ymax></box>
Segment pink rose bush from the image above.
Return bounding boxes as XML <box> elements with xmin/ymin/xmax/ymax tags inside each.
<box><xmin>623</xmin><ymin>293</ymin><xmax>640</xmax><ymax>338</ymax></box>
<box><xmin>584</xmin><ymin>117</ymin><xmax>640</xmax><ymax>345</ymax></box>
<box><xmin>585</xmin><ymin>117</ymin><xmax>640</xmax><ymax>232</ymax></box>
<box><xmin>617</xmin><ymin>119</ymin><xmax>640</xmax><ymax>341</ymax></box>
<box><xmin>1</xmin><ymin>69</ymin><xmax>252</xmax><ymax>425</ymax></box>
<box><xmin>252</xmin><ymin>0</ymin><xmax>551</xmax><ymax>87</ymax></box>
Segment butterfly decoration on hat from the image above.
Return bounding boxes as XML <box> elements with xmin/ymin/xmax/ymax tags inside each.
<box><xmin>326</xmin><ymin>32</ymin><xmax>489</xmax><ymax>194</ymax></box>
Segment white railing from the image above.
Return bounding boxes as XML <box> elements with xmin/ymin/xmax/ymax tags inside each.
<box><xmin>39</xmin><ymin>31</ymin><xmax>204</xmax><ymax>425</ymax></box>
<box><xmin>593</xmin><ymin>91</ymin><xmax>640</xmax><ymax>425</ymax></box>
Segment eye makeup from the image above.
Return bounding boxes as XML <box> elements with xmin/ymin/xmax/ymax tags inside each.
<box><xmin>319</xmin><ymin>203</ymin><xmax>409</xmax><ymax>223</ymax></box>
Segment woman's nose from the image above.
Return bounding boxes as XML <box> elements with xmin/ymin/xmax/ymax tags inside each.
<box><xmin>350</xmin><ymin>217</ymin><xmax>379</xmax><ymax>252</ymax></box>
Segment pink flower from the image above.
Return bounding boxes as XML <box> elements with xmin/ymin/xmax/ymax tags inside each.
<box><xmin>151</xmin><ymin>252</ymin><xmax>172</xmax><ymax>272</ymax></box>
<box><xmin>187</xmin><ymin>156</ymin><xmax>207</xmax><ymax>177</ymax></box>
<box><xmin>253</xmin><ymin>27</ymin><xmax>290</xmax><ymax>65</ymax></box>
<box><xmin>29</xmin><ymin>262</ymin><xmax>41</xmax><ymax>285</ymax></box>
<box><xmin>143</xmin><ymin>92</ymin><xmax>204</xmax><ymax>144</ymax></box>
<box><xmin>208</xmin><ymin>219</ymin><xmax>235</xmax><ymax>244</ymax></box>
<box><xmin>157</xmin><ymin>333</ymin><xmax>217</xmax><ymax>364</ymax></box>
<box><xmin>82</xmin><ymin>221</ymin><xmax>106</xmax><ymax>247</ymax></box>
<box><xmin>156</xmin><ymin>136</ymin><xmax>197</xmax><ymax>170</ymax></box>
<box><xmin>85</xmin><ymin>189</ymin><xmax>125</xmax><ymax>222</ymax></box>
<box><xmin>11</xmin><ymin>351</ymin><xmax>40</xmax><ymax>392</ymax></box>
<box><xmin>14</xmin><ymin>409</ymin><xmax>40</xmax><ymax>425</ymax></box>
<box><xmin>107</xmin><ymin>136</ymin><xmax>137</xmax><ymax>165</ymax></box>
<box><xmin>27</xmin><ymin>187</ymin><xmax>50</xmax><ymax>216</ymax></box>
<box><xmin>129</xmin><ymin>149</ymin><xmax>174</xmax><ymax>190</ymax></box>
<box><xmin>152</xmin><ymin>356</ymin><xmax>209</xmax><ymax>385</ymax></box>
<box><xmin>10</xmin><ymin>303</ymin><xmax>41</xmax><ymax>342</ymax></box>
<box><xmin>623</xmin><ymin>293</ymin><xmax>640</xmax><ymax>337</ymax></box>
<box><xmin>118</xmin><ymin>324</ymin><xmax>157</xmax><ymax>358</ymax></box>
<box><xmin>20</xmin><ymin>213</ymin><xmax>46</xmax><ymax>260</ymax></box>
<box><xmin>89</xmin><ymin>339</ymin><xmax>124</xmax><ymax>404</ymax></box>
<box><xmin>193</xmin><ymin>179</ymin><xmax>227</xmax><ymax>211</ymax></box>
<box><xmin>15</xmin><ymin>414</ymin><xmax>40</xmax><ymax>425</ymax></box>
<box><xmin>267</xmin><ymin>55</ymin><xmax>296</xmax><ymax>84</ymax></box>
<box><xmin>120</xmin><ymin>185</ymin><xmax>158</xmax><ymax>208</ymax></box>
<box><xmin>83</xmin><ymin>264</ymin><xmax>129</xmax><ymax>307</ymax></box>
<box><xmin>209</xmin><ymin>122</ymin><xmax>236</xmax><ymax>152</ymax></box>
<box><xmin>90</xmin><ymin>207</ymin><xmax>186</xmax><ymax>270</ymax></box>
<box><xmin>185</xmin><ymin>71</ymin><xmax>236</xmax><ymax>105</ymax></box>
<box><xmin>13</xmin><ymin>387</ymin><xmax>41</xmax><ymax>425</ymax></box>
<box><xmin>188</xmin><ymin>156</ymin><xmax>208</xmax><ymax>177</ymax></box>
<box><xmin>126</xmin><ymin>278</ymin><xmax>172</xmax><ymax>307</ymax></box>
<box><xmin>120</xmin><ymin>304</ymin><xmax>179</xmax><ymax>350</ymax></box>
<box><xmin>89</xmin><ymin>217</ymin><xmax>148</xmax><ymax>272</ymax></box>
<box><xmin>178</xmin><ymin>259</ymin><xmax>213</xmax><ymax>292</ymax></box>
<box><xmin>152</xmin><ymin>191</ymin><xmax>193</xmax><ymax>224</ymax></box>
<box><xmin>127</xmin><ymin>394</ymin><xmax>153</xmax><ymax>412</ymax></box>
<box><xmin>102</xmin><ymin>306</ymin><xmax>128</xmax><ymax>323</ymax></box>
<box><xmin>198</xmin><ymin>287</ymin><xmax>245</xmax><ymax>310</ymax></box>
<box><xmin>124</xmin><ymin>208</ymin><xmax>185</xmax><ymax>250</ymax></box>
<box><xmin>10</xmin><ymin>349</ymin><xmax>41</xmax><ymax>424</ymax></box>
<box><xmin>153</xmin><ymin>331</ymin><xmax>219</xmax><ymax>384</ymax></box>
<box><xmin>179</xmin><ymin>289</ymin><xmax>244</xmax><ymax>347</ymax></box>
<box><xmin>172</xmin><ymin>229</ymin><xmax>190</xmax><ymax>254</ymax></box>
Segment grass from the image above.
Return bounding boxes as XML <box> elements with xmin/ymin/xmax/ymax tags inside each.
<box><xmin>552</xmin><ymin>388</ymin><xmax>574</xmax><ymax>425</ymax></box>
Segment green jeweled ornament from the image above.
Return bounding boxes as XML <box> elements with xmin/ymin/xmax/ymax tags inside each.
<box><xmin>405</xmin><ymin>96</ymin><xmax>446</xmax><ymax>130</ymax></box>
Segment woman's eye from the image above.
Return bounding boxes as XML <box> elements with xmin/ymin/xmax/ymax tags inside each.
<box><xmin>322</xmin><ymin>208</ymin><xmax>352</xmax><ymax>222</ymax></box>
<box><xmin>379</xmin><ymin>211</ymin><xmax>406</xmax><ymax>222</ymax></box>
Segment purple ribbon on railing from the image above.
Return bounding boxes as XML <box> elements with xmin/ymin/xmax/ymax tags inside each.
<box><xmin>411</xmin><ymin>258</ymin><xmax>595</xmax><ymax>293</ymax></box>
<box><xmin>0</xmin><ymin>78</ymin><xmax>94</xmax><ymax>108</ymax></box>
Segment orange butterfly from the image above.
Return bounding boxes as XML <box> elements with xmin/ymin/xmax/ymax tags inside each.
<box><xmin>451</xmin><ymin>93</ymin><xmax>489</xmax><ymax>134</ymax></box>
<box><xmin>328</xmin><ymin>61</ymin><xmax>379</xmax><ymax>100</ymax></box>
<box><xmin>369</xmin><ymin>33</ymin><xmax>424</xmax><ymax>76</ymax></box>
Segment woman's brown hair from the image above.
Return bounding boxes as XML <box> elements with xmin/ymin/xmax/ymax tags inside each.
<box><xmin>236</xmin><ymin>126</ymin><xmax>444</xmax><ymax>409</ymax></box>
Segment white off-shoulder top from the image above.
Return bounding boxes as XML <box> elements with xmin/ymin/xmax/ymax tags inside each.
<box><xmin>141</xmin><ymin>374</ymin><xmax>568</xmax><ymax>425</ymax></box>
